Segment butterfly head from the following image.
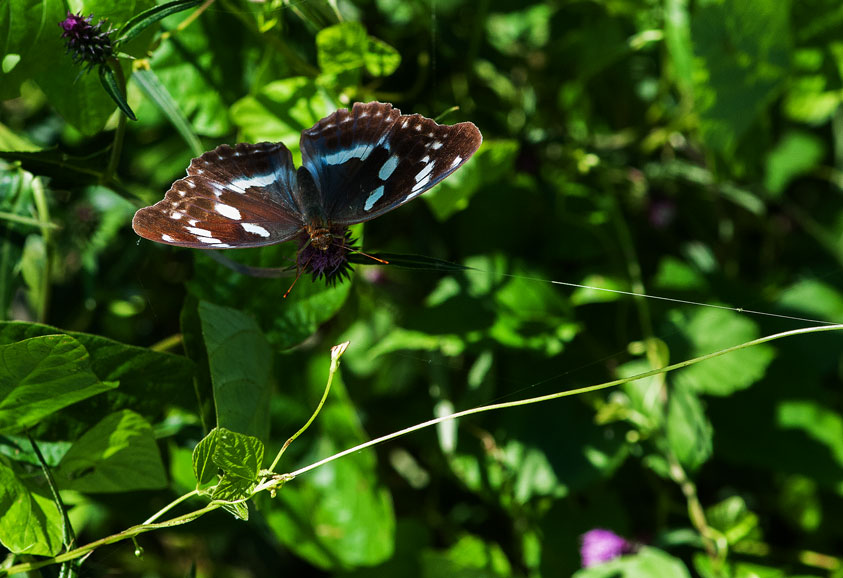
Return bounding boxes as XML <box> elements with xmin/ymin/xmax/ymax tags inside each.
<box><xmin>295</xmin><ymin>225</ymin><xmax>356</xmax><ymax>285</ymax></box>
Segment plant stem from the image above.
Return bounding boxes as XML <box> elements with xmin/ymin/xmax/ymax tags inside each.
<box><xmin>288</xmin><ymin>324</ymin><xmax>843</xmax><ymax>479</ymax></box>
<box><xmin>268</xmin><ymin>341</ymin><xmax>349</xmax><ymax>472</ymax></box>
<box><xmin>31</xmin><ymin>177</ymin><xmax>51</xmax><ymax>323</ymax></box>
<box><xmin>27</xmin><ymin>433</ymin><xmax>80</xmax><ymax>576</ymax></box>
<box><xmin>104</xmin><ymin>60</ymin><xmax>128</xmax><ymax>185</ymax></box>
<box><xmin>5</xmin><ymin>326</ymin><xmax>842</xmax><ymax>576</ymax></box>
<box><xmin>668</xmin><ymin>453</ymin><xmax>723</xmax><ymax>559</ymax></box>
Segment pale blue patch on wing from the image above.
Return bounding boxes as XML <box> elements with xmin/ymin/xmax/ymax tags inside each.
<box><xmin>324</xmin><ymin>142</ymin><xmax>373</xmax><ymax>165</ymax></box>
<box><xmin>378</xmin><ymin>154</ymin><xmax>400</xmax><ymax>180</ymax></box>
<box><xmin>364</xmin><ymin>185</ymin><xmax>385</xmax><ymax>211</ymax></box>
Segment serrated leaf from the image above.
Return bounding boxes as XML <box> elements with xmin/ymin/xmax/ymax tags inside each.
<box><xmin>192</xmin><ymin>428</ymin><xmax>219</xmax><ymax>486</ymax></box>
<box><xmin>666</xmin><ymin>382</ymin><xmax>712</xmax><ymax>471</ymax></box>
<box><xmin>55</xmin><ymin>410</ymin><xmax>167</xmax><ymax>492</ymax></box>
<box><xmin>213</xmin><ymin>428</ymin><xmax>264</xmax><ymax>481</ymax></box>
<box><xmin>229</xmin><ymin>77</ymin><xmax>337</xmax><ymax>145</ymax></box>
<box><xmin>669</xmin><ymin>309</ymin><xmax>775</xmax><ymax>396</ymax></box>
<box><xmin>212</xmin><ymin>475</ymin><xmax>254</xmax><ymax>520</ymax></box>
<box><xmin>0</xmin><ymin>335</ymin><xmax>117</xmax><ymax>434</ymax></box>
<box><xmin>364</xmin><ymin>36</ymin><xmax>400</xmax><ymax>76</ymax></box>
<box><xmin>198</xmin><ymin>301</ymin><xmax>272</xmax><ymax>443</ymax></box>
<box><xmin>691</xmin><ymin>0</ymin><xmax>790</xmax><ymax>153</ymax></box>
<box><xmin>316</xmin><ymin>22</ymin><xmax>368</xmax><ymax>75</ymax></box>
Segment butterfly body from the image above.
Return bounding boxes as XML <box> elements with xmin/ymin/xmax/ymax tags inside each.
<box><xmin>133</xmin><ymin>102</ymin><xmax>482</xmax><ymax>282</ymax></box>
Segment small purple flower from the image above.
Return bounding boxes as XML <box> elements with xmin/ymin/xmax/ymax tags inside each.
<box><xmin>580</xmin><ymin>529</ymin><xmax>633</xmax><ymax>567</ymax></box>
<box><xmin>59</xmin><ymin>11</ymin><xmax>114</xmax><ymax>72</ymax></box>
<box><xmin>295</xmin><ymin>227</ymin><xmax>356</xmax><ymax>285</ymax></box>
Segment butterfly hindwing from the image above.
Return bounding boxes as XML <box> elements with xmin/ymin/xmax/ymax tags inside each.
<box><xmin>300</xmin><ymin>102</ymin><xmax>482</xmax><ymax>226</ymax></box>
<box><xmin>132</xmin><ymin>142</ymin><xmax>304</xmax><ymax>249</ymax></box>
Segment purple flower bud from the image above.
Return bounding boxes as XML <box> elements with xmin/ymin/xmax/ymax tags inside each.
<box><xmin>59</xmin><ymin>11</ymin><xmax>114</xmax><ymax>72</ymax></box>
<box><xmin>580</xmin><ymin>529</ymin><xmax>633</xmax><ymax>567</ymax></box>
<box><xmin>295</xmin><ymin>227</ymin><xmax>356</xmax><ymax>285</ymax></box>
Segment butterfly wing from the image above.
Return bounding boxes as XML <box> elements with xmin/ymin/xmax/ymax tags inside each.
<box><xmin>132</xmin><ymin>142</ymin><xmax>304</xmax><ymax>249</ymax></box>
<box><xmin>299</xmin><ymin>101</ymin><xmax>482</xmax><ymax>226</ymax></box>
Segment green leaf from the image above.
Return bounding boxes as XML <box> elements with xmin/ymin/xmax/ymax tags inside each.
<box><xmin>486</xmin><ymin>4</ymin><xmax>552</xmax><ymax>56</ymax></box>
<box><xmin>198</xmin><ymin>301</ymin><xmax>272</xmax><ymax>442</ymax></box>
<box><xmin>133</xmin><ymin>68</ymin><xmax>203</xmax><ymax>156</ymax></box>
<box><xmin>669</xmin><ymin>309</ymin><xmax>775</xmax><ymax>396</ymax></box>
<box><xmin>140</xmin><ymin>5</ymin><xmax>240</xmax><ymax>138</ymax></box>
<box><xmin>0</xmin><ymin>321</ymin><xmax>196</xmax><ymax>432</ymax></box>
<box><xmin>99</xmin><ymin>63</ymin><xmax>137</xmax><ymax>121</ymax></box>
<box><xmin>212</xmin><ymin>475</ymin><xmax>253</xmax><ymax>520</ymax></box>
<box><xmin>573</xmin><ymin>547</ymin><xmax>692</xmax><ymax>578</ymax></box>
<box><xmin>691</xmin><ymin>0</ymin><xmax>791</xmax><ymax>153</ymax></box>
<box><xmin>777</xmin><ymin>400</ymin><xmax>843</xmax><ymax>472</ymax></box>
<box><xmin>705</xmin><ymin>495</ymin><xmax>760</xmax><ymax>546</ymax></box>
<box><xmin>0</xmin><ymin>0</ymin><xmax>154</xmax><ymax>134</ymax></box>
<box><xmin>54</xmin><ymin>410</ymin><xmax>167</xmax><ymax>492</ymax></box>
<box><xmin>0</xmin><ymin>121</ymin><xmax>41</xmax><ymax>152</ymax></box>
<box><xmin>192</xmin><ymin>428</ymin><xmax>219</xmax><ymax>486</ymax></box>
<box><xmin>0</xmin><ymin>335</ymin><xmax>117</xmax><ymax>434</ymax></box>
<box><xmin>423</xmin><ymin>140</ymin><xmax>518</xmax><ymax>221</ymax></box>
<box><xmin>188</xmin><ymin>242</ymin><xmax>351</xmax><ymax>349</ymax></box>
<box><xmin>364</xmin><ymin>36</ymin><xmax>401</xmax><ymax>77</ymax></box>
<box><xmin>115</xmin><ymin>0</ymin><xmax>204</xmax><ymax>45</ymax></box>
<box><xmin>764</xmin><ymin>131</ymin><xmax>825</xmax><ymax>196</ymax></box>
<box><xmin>420</xmin><ymin>534</ymin><xmax>513</xmax><ymax>577</ymax></box>
<box><xmin>666</xmin><ymin>382</ymin><xmax>712</xmax><ymax>471</ymax></box>
<box><xmin>0</xmin><ymin>457</ymin><xmax>63</xmax><ymax>556</ymax></box>
<box><xmin>664</xmin><ymin>0</ymin><xmax>693</xmax><ymax>96</ymax></box>
<box><xmin>316</xmin><ymin>22</ymin><xmax>368</xmax><ymax>75</ymax></box>
<box><xmin>212</xmin><ymin>427</ymin><xmax>264</xmax><ymax>482</ymax></box>
<box><xmin>229</xmin><ymin>77</ymin><xmax>337</xmax><ymax>145</ymax></box>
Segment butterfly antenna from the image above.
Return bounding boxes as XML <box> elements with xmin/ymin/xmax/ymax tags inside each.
<box><xmin>283</xmin><ymin>255</ymin><xmax>311</xmax><ymax>299</ymax></box>
<box><xmin>341</xmin><ymin>244</ymin><xmax>390</xmax><ymax>265</ymax></box>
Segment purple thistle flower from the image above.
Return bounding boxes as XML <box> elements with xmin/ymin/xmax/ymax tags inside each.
<box><xmin>59</xmin><ymin>11</ymin><xmax>114</xmax><ymax>72</ymax></box>
<box><xmin>295</xmin><ymin>227</ymin><xmax>356</xmax><ymax>285</ymax></box>
<box><xmin>580</xmin><ymin>529</ymin><xmax>633</xmax><ymax>567</ymax></box>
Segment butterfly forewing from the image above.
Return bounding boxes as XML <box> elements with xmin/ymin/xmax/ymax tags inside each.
<box><xmin>300</xmin><ymin>102</ymin><xmax>482</xmax><ymax>225</ymax></box>
<box><xmin>132</xmin><ymin>142</ymin><xmax>304</xmax><ymax>249</ymax></box>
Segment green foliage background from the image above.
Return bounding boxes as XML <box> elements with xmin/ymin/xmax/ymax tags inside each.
<box><xmin>2</xmin><ymin>0</ymin><xmax>843</xmax><ymax>576</ymax></box>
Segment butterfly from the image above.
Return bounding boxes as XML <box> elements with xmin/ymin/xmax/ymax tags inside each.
<box><xmin>132</xmin><ymin>101</ymin><xmax>483</xmax><ymax>285</ymax></box>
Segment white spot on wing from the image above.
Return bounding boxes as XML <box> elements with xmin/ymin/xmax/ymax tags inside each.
<box><xmin>162</xmin><ymin>234</ymin><xmax>174</xmax><ymax>242</ymax></box>
<box><xmin>411</xmin><ymin>174</ymin><xmax>431</xmax><ymax>192</ymax></box>
<box><xmin>242</xmin><ymin>223</ymin><xmax>270</xmax><ymax>237</ymax></box>
<box><xmin>188</xmin><ymin>219</ymin><xmax>198</xmax><ymax>226</ymax></box>
<box><xmin>364</xmin><ymin>185</ymin><xmax>385</xmax><ymax>211</ymax></box>
<box><xmin>198</xmin><ymin>237</ymin><xmax>222</xmax><ymax>244</ymax></box>
<box><xmin>379</xmin><ymin>155</ymin><xmax>400</xmax><ymax>180</ymax></box>
<box><xmin>187</xmin><ymin>226</ymin><xmax>212</xmax><ymax>237</ymax></box>
<box><xmin>430</xmin><ymin>141</ymin><xmax>443</xmax><ymax>150</ymax></box>
<box><xmin>229</xmin><ymin>173</ymin><xmax>276</xmax><ymax>191</ymax></box>
<box><xmin>451</xmin><ymin>156</ymin><xmax>462</xmax><ymax>168</ymax></box>
<box><xmin>415</xmin><ymin>161</ymin><xmax>435</xmax><ymax>182</ymax></box>
<box><xmin>171</xmin><ymin>212</ymin><xmax>183</xmax><ymax>220</ymax></box>
<box><xmin>421</xmin><ymin>155</ymin><xmax>430</xmax><ymax>163</ymax></box>
<box><xmin>215</xmin><ymin>203</ymin><xmax>241</xmax><ymax>220</ymax></box>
